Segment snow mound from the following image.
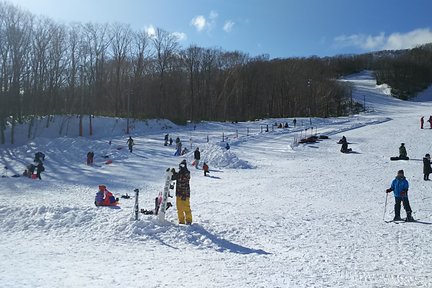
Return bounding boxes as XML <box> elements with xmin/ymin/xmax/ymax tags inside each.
<box><xmin>185</xmin><ymin>143</ymin><xmax>254</xmax><ymax>169</ymax></box>
<box><xmin>411</xmin><ymin>84</ymin><xmax>432</xmax><ymax>102</ymax></box>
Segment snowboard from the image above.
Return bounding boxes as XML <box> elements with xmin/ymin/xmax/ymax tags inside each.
<box><xmin>390</xmin><ymin>157</ymin><xmax>410</xmax><ymax>161</ymax></box>
<box><xmin>134</xmin><ymin>189</ymin><xmax>139</xmax><ymax>220</ymax></box>
<box><xmin>158</xmin><ymin>168</ymin><xmax>173</xmax><ymax>221</ymax></box>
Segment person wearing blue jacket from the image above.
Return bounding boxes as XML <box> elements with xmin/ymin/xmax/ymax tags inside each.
<box><xmin>386</xmin><ymin>170</ymin><xmax>414</xmax><ymax>222</ymax></box>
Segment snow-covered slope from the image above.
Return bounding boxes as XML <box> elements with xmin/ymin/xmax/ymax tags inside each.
<box><xmin>1</xmin><ymin>71</ymin><xmax>432</xmax><ymax>287</ymax></box>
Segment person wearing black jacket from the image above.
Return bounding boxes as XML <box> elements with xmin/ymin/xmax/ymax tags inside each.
<box><xmin>171</xmin><ymin>160</ymin><xmax>192</xmax><ymax>225</ymax></box>
<box><xmin>36</xmin><ymin>162</ymin><xmax>45</xmax><ymax>180</ymax></box>
<box><xmin>194</xmin><ymin>147</ymin><xmax>201</xmax><ymax>169</ymax></box>
<box><xmin>424</xmin><ymin>154</ymin><xmax>432</xmax><ymax>181</ymax></box>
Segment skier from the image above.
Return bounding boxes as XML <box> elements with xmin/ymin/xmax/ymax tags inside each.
<box><xmin>171</xmin><ymin>160</ymin><xmax>192</xmax><ymax>225</ymax></box>
<box><xmin>36</xmin><ymin>162</ymin><xmax>45</xmax><ymax>180</ymax></box>
<box><xmin>203</xmin><ymin>162</ymin><xmax>209</xmax><ymax>177</ymax></box>
<box><xmin>386</xmin><ymin>170</ymin><xmax>414</xmax><ymax>222</ymax></box>
<box><xmin>127</xmin><ymin>136</ymin><xmax>134</xmax><ymax>153</ymax></box>
<box><xmin>399</xmin><ymin>143</ymin><xmax>408</xmax><ymax>160</ymax></box>
<box><xmin>421</xmin><ymin>116</ymin><xmax>425</xmax><ymax>129</ymax></box>
<box><xmin>193</xmin><ymin>147</ymin><xmax>201</xmax><ymax>169</ymax></box>
<box><xmin>424</xmin><ymin>154</ymin><xmax>431</xmax><ymax>181</ymax></box>
<box><xmin>87</xmin><ymin>151</ymin><xmax>94</xmax><ymax>165</ymax></box>
<box><xmin>164</xmin><ymin>134</ymin><xmax>169</xmax><ymax>146</ymax></box>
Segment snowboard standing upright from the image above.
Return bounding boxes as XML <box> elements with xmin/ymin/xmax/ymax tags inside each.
<box><xmin>158</xmin><ymin>168</ymin><xmax>174</xmax><ymax>221</ymax></box>
<box><xmin>134</xmin><ymin>189</ymin><xmax>139</xmax><ymax>220</ymax></box>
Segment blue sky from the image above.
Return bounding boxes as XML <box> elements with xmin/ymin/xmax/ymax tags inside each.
<box><xmin>6</xmin><ymin>0</ymin><xmax>432</xmax><ymax>58</ymax></box>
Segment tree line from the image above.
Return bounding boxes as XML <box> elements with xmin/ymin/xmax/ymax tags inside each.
<box><xmin>2</xmin><ymin>1</ymin><xmax>431</xmax><ymax>144</ymax></box>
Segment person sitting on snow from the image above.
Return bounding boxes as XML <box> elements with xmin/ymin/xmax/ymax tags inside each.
<box><xmin>386</xmin><ymin>170</ymin><xmax>414</xmax><ymax>222</ymax></box>
<box><xmin>203</xmin><ymin>162</ymin><xmax>210</xmax><ymax>177</ymax></box>
<box><xmin>95</xmin><ymin>185</ymin><xmax>118</xmax><ymax>206</ymax></box>
<box><xmin>399</xmin><ymin>143</ymin><xmax>408</xmax><ymax>160</ymax></box>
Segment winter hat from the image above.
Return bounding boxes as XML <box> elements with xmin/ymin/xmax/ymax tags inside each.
<box><xmin>179</xmin><ymin>159</ymin><xmax>187</xmax><ymax>168</ymax></box>
<box><xmin>99</xmin><ymin>185</ymin><xmax>106</xmax><ymax>190</ymax></box>
<box><xmin>426</xmin><ymin>154</ymin><xmax>431</xmax><ymax>157</ymax></box>
<box><xmin>397</xmin><ymin>170</ymin><xmax>404</xmax><ymax>175</ymax></box>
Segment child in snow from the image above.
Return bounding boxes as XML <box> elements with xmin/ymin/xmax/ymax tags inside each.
<box><xmin>95</xmin><ymin>185</ymin><xmax>118</xmax><ymax>206</ymax></box>
<box><xmin>423</xmin><ymin>154</ymin><xmax>431</xmax><ymax>181</ymax></box>
<box><xmin>386</xmin><ymin>170</ymin><xmax>414</xmax><ymax>222</ymax></box>
<box><xmin>203</xmin><ymin>162</ymin><xmax>209</xmax><ymax>176</ymax></box>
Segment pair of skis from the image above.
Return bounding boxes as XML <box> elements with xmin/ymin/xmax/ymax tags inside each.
<box><xmin>133</xmin><ymin>168</ymin><xmax>174</xmax><ymax>221</ymax></box>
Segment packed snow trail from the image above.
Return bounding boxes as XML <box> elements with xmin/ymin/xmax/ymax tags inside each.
<box><xmin>1</xmin><ymin>71</ymin><xmax>432</xmax><ymax>287</ymax></box>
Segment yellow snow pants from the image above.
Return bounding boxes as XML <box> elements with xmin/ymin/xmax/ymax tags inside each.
<box><xmin>176</xmin><ymin>196</ymin><xmax>192</xmax><ymax>224</ymax></box>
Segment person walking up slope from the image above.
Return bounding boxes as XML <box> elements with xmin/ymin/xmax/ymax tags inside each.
<box><xmin>127</xmin><ymin>136</ymin><xmax>134</xmax><ymax>153</ymax></box>
<box><xmin>421</xmin><ymin>116</ymin><xmax>425</xmax><ymax>129</ymax></box>
<box><xmin>172</xmin><ymin>160</ymin><xmax>192</xmax><ymax>225</ymax></box>
<box><xmin>386</xmin><ymin>170</ymin><xmax>414</xmax><ymax>222</ymax></box>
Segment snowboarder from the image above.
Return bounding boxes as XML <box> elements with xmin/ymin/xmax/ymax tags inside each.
<box><xmin>421</xmin><ymin>116</ymin><xmax>425</xmax><ymax>129</ymax></box>
<box><xmin>127</xmin><ymin>136</ymin><xmax>134</xmax><ymax>153</ymax></box>
<box><xmin>171</xmin><ymin>160</ymin><xmax>192</xmax><ymax>225</ymax></box>
<box><xmin>164</xmin><ymin>134</ymin><xmax>169</xmax><ymax>146</ymax></box>
<box><xmin>203</xmin><ymin>162</ymin><xmax>209</xmax><ymax>176</ymax></box>
<box><xmin>424</xmin><ymin>154</ymin><xmax>432</xmax><ymax>181</ymax></box>
<box><xmin>193</xmin><ymin>147</ymin><xmax>201</xmax><ymax>169</ymax></box>
<box><xmin>399</xmin><ymin>143</ymin><xmax>408</xmax><ymax>160</ymax></box>
<box><xmin>225</xmin><ymin>143</ymin><xmax>230</xmax><ymax>150</ymax></box>
<box><xmin>36</xmin><ymin>162</ymin><xmax>44</xmax><ymax>180</ymax></box>
<box><xmin>339</xmin><ymin>136</ymin><xmax>352</xmax><ymax>153</ymax></box>
<box><xmin>386</xmin><ymin>170</ymin><xmax>414</xmax><ymax>222</ymax></box>
<box><xmin>87</xmin><ymin>151</ymin><xmax>94</xmax><ymax>165</ymax></box>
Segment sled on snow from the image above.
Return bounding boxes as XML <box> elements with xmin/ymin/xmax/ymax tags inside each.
<box><xmin>95</xmin><ymin>201</ymin><xmax>119</xmax><ymax>207</ymax></box>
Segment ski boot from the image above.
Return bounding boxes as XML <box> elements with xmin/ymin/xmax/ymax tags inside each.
<box><xmin>393</xmin><ymin>216</ymin><xmax>403</xmax><ymax>221</ymax></box>
<box><xmin>406</xmin><ymin>212</ymin><xmax>415</xmax><ymax>222</ymax></box>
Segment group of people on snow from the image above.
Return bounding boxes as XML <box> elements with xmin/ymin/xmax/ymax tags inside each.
<box><xmin>23</xmin><ymin>152</ymin><xmax>45</xmax><ymax>180</ymax></box>
<box><xmin>420</xmin><ymin>116</ymin><xmax>432</xmax><ymax>129</ymax></box>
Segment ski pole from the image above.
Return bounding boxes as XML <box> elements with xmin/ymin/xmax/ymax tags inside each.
<box><xmin>383</xmin><ymin>192</ymin><xmax>389</xmax><ymax>221</ymax></box>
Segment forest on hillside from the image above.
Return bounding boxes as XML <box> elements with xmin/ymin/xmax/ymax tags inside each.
<box><xmin>1</xmin><ymin>1</ymin><xmax>432</xmax><ymax>144</ymax></box>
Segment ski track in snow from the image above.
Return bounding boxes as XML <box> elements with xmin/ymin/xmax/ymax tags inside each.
<box><xmin>1</xmin><ymin>71</ymin><xmax>432</xmax><ymax>287</ymax></box>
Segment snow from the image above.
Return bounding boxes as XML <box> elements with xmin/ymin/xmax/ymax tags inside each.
<box><xmin>1</xmin><ymin>70</ymin><xmax>432</xmax><ymax>287</ymax></box>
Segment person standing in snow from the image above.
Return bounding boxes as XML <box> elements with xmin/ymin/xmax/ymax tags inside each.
<box><xmin>194</xmin><ymin>147</ymin><xmax>201</xmax><ymax>169</ymax></box>
<box><xmin>203</xmin><ymin>162</ymin><xmax>209</xmax><ymax>177</ymax></box>
<box><xmin>127</xmin><ymin>136</ymin><xmax>134</xmax><ymax>153</ymax></box>
<box><xmin>428</xmin><ymin>116</ymin><xmax>432</xmax><ymax>129</ymax></box>
<box><xmin>169</xmin><ymin>138</ymin><xmax>173</xmax><ymax>146</ymax></box>
<box><xmin>87</xmin><ymin>151</ymin><xmax>94</xmax><ymax>165</ymax></box>
<box><xmin>421</xmin><ymin>116</ymin><xmax>425</xmax><ymax>129</ymax></box>
<box><xmin>36</xmin><ymin>162</ymin><xmax>45</xmax><ymax>180</ymax></box>
<box><xmin>399</xmin><ymin>143</ymin><xmax>408</xmax><ymax>159</ymax></box>
<box><xmin>293</xmin><ymin>118</ymin><xmax>297</xmax><ymax>127</ymax></box>
<box><xmin>423</xmin><ymin>154</ymin><xmax>432</xmax><ymax>181</ymax></box>
<box><xmin>171</xmin><ymin>160</ymin><xmax>192</xmax><ymax>225</ymax></box>
<box><xmin>386</xmin><ymin>170</ymin><xmax>414</xmax><ymax>222</ymax></box>
<box><xmin>164</xmin><ymin>134</ymin><xmax>169</xmax><ymax>146</ymax></box>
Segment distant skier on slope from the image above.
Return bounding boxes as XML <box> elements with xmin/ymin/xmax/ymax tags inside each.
<box><xmin>171</xmin><ymin>160</ymin><xmax>192</xmax><ymax>225</ymax></box>
<box><xmin>421</xmin><ymin>116</ymin><xmax>425</xmax><ymax>129</ymax></box>
<box><xmin>428</xmin><ymin>116</ymin><xmax>432</xmax><ymax>129</ymax></box>
<box><xmin>193</xmin><ymin>147</ymin><xmax>201</xmax><ymax>169</ymax></box>
<box><xmin>386</xmin><ymin>170</ymin><xmax>414</xmax><ymax>222</ymax></box>
<box><xmin>127</xmin><ymin>136</ymin><xmax>134</xmax><ymax>153</ymax></box>
<box><xmin>423</xmin><ymin>154</ymin><xmax>431</xmax><ymax>181</ymax></box>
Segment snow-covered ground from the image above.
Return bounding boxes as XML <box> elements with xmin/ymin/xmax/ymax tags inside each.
<box><xmin>1</xmin><ymin>71</ymin><xmax>432</xmax><ymax>287</ymax></box>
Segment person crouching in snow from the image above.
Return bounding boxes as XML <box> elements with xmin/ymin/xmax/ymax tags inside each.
<box><xmin>386</xmin><ymin>170</ymin><xmax>414</xmax><ymax>222</ymax></box>
<box><xmin>203</xmin><ymin>162</ymin><xmax>209</xmax><ymax>177</ymax></box>
<box><xmin>171</xmin><ymin>160</ymin><xmax>192</xmax><ymax>225</ymax></box>
<box><xmin>95</xmin><ymin>185</ymin><xmax>118</xmax><ymax>206</ymax></box>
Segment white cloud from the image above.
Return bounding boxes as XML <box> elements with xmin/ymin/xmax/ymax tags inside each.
<box><xmin>190</xmin><ymin>15</ymin><xmax>206</xmax><ymax>32</ymax></box>
<box><xmin>333</xmin><ymin>28</ymin><xmax>432</xmax><ymax>51</ymax></box>
<box><xmin>190</xmin><ymin>11</ymin><xmax>218</xmax><ymax>33</ymax></box>
<box><xmin>223</xmin><ymin>20</ymin><xmax>235</xmax><ymax>33</ymax></box>
<box><xmin>172</xmin><ymin>31</ymin><xmax>187</xmax><ymax>41</ymax></box>
<box><xmin>144</xmin><ymin>25</ymin><xmax>156</xmax><ymax>38</ymax></box>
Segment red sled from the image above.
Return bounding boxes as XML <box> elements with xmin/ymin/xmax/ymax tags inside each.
<box><xmin>95</xmin><ymin>201</ymin><xmax>119</xmax><ymax>207</ymax></box>
<box><xmin>105</xmin><ymin>159</ymin><xmax>113</xmax><ymax>165</ymax></box>
<box><xmin>31</xmin><ymin>174</ymin><xmax>38</xmax><ymax>179</ymax></box>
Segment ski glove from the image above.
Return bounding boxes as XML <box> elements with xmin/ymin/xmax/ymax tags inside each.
<box><xmin>181</xmin><ymin>195</ymin><xmax>187</xmax><ymax>201</ymax></box>
<box><xmin>386</xmin><ymin>189</ymin><xmax>392</xmax><ymax>193</ymax></box>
